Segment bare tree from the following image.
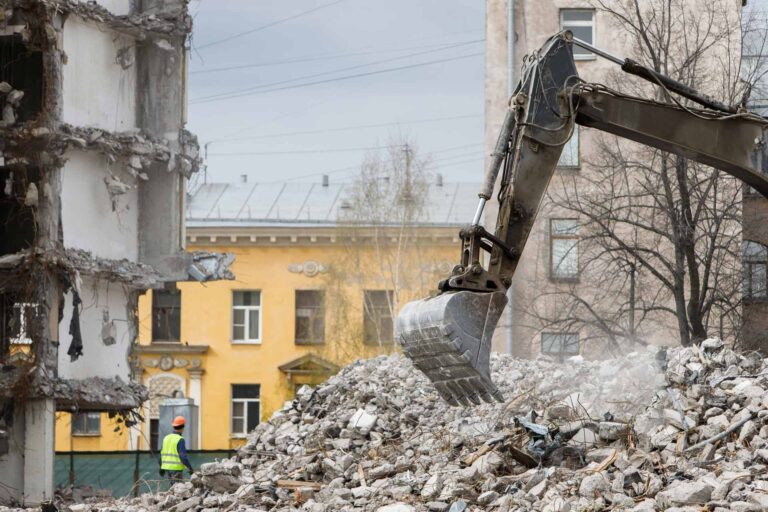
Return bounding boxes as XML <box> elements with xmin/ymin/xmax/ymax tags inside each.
<box><xmin>320</xmin><ymin>137</ymin><xmax>443</xmax><ymax>361</ymax></box>
<box><xmin>524</xmin><ymin>0</ymin><xmax>768</xmax><ymax>348</ymax></box>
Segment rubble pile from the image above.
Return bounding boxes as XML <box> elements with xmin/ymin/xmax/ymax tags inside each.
<box><xmin>13</xmin><ymin>339</ymin><xmax>768</xmax><ymax>512</ymax></box>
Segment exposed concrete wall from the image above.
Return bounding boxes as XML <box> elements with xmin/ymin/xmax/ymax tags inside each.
<box><xmin>92</xmin><ymin>0</ymin><xmax>134</xmax><ymax>16</ymax></box>
<box><xmin>60</xmin><ymin>150</ymin><xmax>139</xmax><ymax>261</ymax></box>
<box><xmin>0</xmin><ymin>405</ymin><xmax>25</xmax><ymax>503</ymax></box>
<box><xmin>136</xmin><ymin>1</ymin><xmax>186</xmax><ymax>273</ymax></box>
<box><xmin>22</xmin><ymin>399</ymin><xmax>55</xmax><ymax>505</ymax></box>
<box><xmin>57</xmin><ymin>276</ymin><xmax>133</xmax><ymax>381</ymax></box>
<box><xmin>62</xmin><ymin>17</ymin><xmax>137</xmax><ymax>130</ymax></box>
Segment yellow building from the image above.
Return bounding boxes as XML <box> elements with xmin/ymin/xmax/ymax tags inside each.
<box><xmin>56</xmin><ymin>178</ymin><xmax>478</xmax><ymax>451</ymax></box>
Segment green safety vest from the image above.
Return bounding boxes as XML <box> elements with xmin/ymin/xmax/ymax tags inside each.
<box><xmin>160</xmin><ymin>433</ymin><xmax>185</xmax><ymax>471</ymax></box>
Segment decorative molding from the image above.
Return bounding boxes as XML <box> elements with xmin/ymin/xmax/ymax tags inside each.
<box><xmin>159</xmin><ymin>354</ymin><xmax>174</xmax><ymax>371</ymax></box>
<box><xmin>287</xmin><ymin>260</ymin><xmax>328</xmax><ymax>278</ymax></box>
<box><xmin>184</xmin><ymin>226</ymin><xmax>462</xmax><ymax>247</ymax></box>
<box><xmin>141</xmin><ymin>353</ymin><xmax>205</xmax><ymax>371</ymax></box>
<box><xmin>134</xmin><ymin>343</ymin><xmax>209</xmax><ymax>355</ymax></box>
<box><xmin>186</xmin><ymin>368</ymin><xmax>205</xmax><ymax>378</ymax></box>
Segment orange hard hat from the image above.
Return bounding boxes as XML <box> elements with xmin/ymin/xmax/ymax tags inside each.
<box><xmin>171</xmin><ymin>416</ymin><xmax>186</xmax><ymax>427</ymax></box>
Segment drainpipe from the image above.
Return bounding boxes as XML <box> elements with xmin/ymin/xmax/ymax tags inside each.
<box><xmin>506</xmin><ymin>0</ymin><xmax>515</xmax><ymax>356</ymax></box>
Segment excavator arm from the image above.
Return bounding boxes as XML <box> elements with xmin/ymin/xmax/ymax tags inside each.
<box><xmin>396</xmin><ymin>32</ymin><xmax>768</xmax><ymax>406</ymax></box>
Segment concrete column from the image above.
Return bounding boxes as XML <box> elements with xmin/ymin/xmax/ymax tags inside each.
<box><xmin>129</xmin><ymin>360</ymin><xmax>145</xmax><ymax>449</ymax></box>
<box><xmin>187</xmin><ymin>369</ymin><xmax>203</xmax><ymax>449</ymax></box>
<box><xmin>137</xmin><ymin>0</ymin><xmax>187</xmax><ymax>275</ymax></box>
<box><xmin>0</xmin><ymin>404</ymin><xmax>25</xmax><ymax>504</ymax></box>
<box><xmin>23</xmin><ymin>399</ymin><xmax>55</xmax><ymax>505</ymax></box>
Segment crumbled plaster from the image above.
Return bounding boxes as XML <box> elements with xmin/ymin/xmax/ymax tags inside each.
<box><xmin>0</xmin><ymin>125</ymin><xmax>202</xmax><ymax>178</ymax></box>
<box><xmin>0</xmin><ymin>247</ymin><xmax>164</xmax><ymax>288</ymax></box>
<box><xmin>188</xmin><ymin>251</ymin><xmax>235</xmax><ymax>282</ymax></box>
<box><xmin>0</xmin><ymin>247</ymin><xmax>235</xmax><ymax>287</ymax></box>
<box><xmin>0</xmin><ymin>362</ymin><xmax>148</xmax><ymax>409</ymax></box>
<box><xmin>4</xmin><ymin>0</ymin><xmax>193</xmax><ymax>40</ymax></box>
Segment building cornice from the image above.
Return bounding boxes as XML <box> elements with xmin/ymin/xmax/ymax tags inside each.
<box><xmin>186</xmin><ymin>225</ymin><xmax>463</xmax><ymax>247</ymax></box>
<box><xmin>134</xmin><ymin>344</ymin><xmax>209</xmax><ymax>355</ymax></box>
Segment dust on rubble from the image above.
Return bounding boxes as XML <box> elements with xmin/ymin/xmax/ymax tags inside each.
<box><xmin>18</xmin><ymin>339</ymin><xmax>768</xmax><ymax>512</ymax></box>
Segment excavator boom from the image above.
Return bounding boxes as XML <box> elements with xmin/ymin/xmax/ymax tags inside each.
<box><xmin>397</xmin><ymin>32</ymin><xmax>768</xmax><ymax>406</ymax></box>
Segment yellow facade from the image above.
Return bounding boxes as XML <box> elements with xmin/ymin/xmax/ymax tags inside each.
<box><xmin>56</xmin><ymin>226</ymin><xmax>459</xmax><ymax>451</ymax></box>
<box><xmin>55</xmin><ymin>412</ymin><xmax>132</xmax><ymax>451</ymax></box>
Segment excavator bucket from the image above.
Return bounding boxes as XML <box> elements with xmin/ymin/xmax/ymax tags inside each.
<box><xmin>396</xmin><ymin>291</ymin><xmax>508</xmax><ymax>406</ymax></box>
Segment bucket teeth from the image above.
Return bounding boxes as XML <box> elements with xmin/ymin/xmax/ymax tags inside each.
<box><xmin>396</xmin><ymin>290</ymin><xmax>508</xmax><ymax>406</ymax></box>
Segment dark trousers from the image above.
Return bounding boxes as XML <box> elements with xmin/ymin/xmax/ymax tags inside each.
<box><xmin>166</xmin><ymin>470</ymin><xmax>184</xmax><ymax>483</ymax></box>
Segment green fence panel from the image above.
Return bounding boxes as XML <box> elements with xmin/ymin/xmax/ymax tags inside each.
<box><xmin>55</xmin><ymin>451</ymin><xmax>234</xmax><ymax>498</ymax></box>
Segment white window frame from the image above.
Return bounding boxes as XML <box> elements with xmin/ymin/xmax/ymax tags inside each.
<box><xmin>550</xmin><ymin>219</ymin><xmax>580</xmax><ymax>280</ymax></box>
<box><xmin>541</xmin><ymin>332</ymin><xmax>580</xmax><ymax>359</ymax></box>
<box><xmin>557</xmin><ymin>125</ymin><xmax>580</xmax><ymax>169</ymax></box>
<box><xmin>560</xmin><ymin>9</ymin><xmax>596</xmax><ymax>60</ymax></box>
<box><xmin>231</xmin><ymin>385</ymin><xmax>261</xmax><ymax>437</ymax></box>
<box><xmin>232</xmin><ymin>290</ymin><xmax>262</xmax><ymax>344</ymax></box>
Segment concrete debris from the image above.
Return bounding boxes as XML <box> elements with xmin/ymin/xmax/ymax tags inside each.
<box><xmin>0</xmin><ymin>248</ymin><xmax>164</xmax><ymax>288</ymax></box>
<box><xmin>57</xmin><ymin>125</ymin><xmax>202</xmax><ymax>178</ymax></box>
<box><xmin>187</xmin><ymin>251</ymin><xmax>235</xmax><ymax>282</ymax></box>
<box><xmin>12</xmin><ymin>337</ymin><xmax>768</xmax><ymax>511</ymax></box>
<box><xmin>0</xmin><ymin>363</ymin><xmax>147</xmax><ymax>409</ymax></box>
<box><xmin>23</xmin><ymin>181</ymin><xmax>37</xmax><ymax>206</ymax></box>
<box><xmin>0</xmin><ymin>83</ymin><xmax>24</xmax><ymax>128</ymax></box>
<box><xmin>0</xmin><ymin>247</ymin><xmax>234</xmax><ymax>289</ymax></box>
<box><xmin>0</xmin><ymin>124</ymin><xmax>202</xmax><ymax>178</ymax></box>
<box><xmin>21</xmin><ymin>0</ymin><xmax>193</xmax><ymax>39</ymax></box>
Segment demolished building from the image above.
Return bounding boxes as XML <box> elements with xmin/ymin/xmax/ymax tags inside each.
<box><xmin>0</xmin><ymin>0</ymin><xmax>231</xmax><ymax>505</ymax></box>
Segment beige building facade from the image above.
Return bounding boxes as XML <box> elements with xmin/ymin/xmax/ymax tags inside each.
<box><xmin>484</xmin><ymin>0</ymin><xmax>751</xmax><ymax>357</ymax></box>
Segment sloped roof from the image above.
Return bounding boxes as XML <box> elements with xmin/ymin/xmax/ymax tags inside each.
<box><xmin>186</xmin><ymin>181</ymin><xmax>481</xmax><ymax>228</ymax></box>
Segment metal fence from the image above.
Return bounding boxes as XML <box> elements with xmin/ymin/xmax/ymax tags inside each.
<box><xmin>55</xmin><ymin>450</ymin><xmax>235</xmax><ymax>498</ymax></box>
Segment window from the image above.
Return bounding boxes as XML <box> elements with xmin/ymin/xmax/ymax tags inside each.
<box><xmin>149</xmin><ymin>418</ymin><xmax>159</xmax><ymax>451</ymax></box>
<box><xmin>560</xmin><ymin>10</ymin><xmax>595</xmax><ymax>60</ymax></box>
<box><xmin>233</xmin><ymin>291</ymin><xmax>261</xmax><ymax>343</ymax></box>
<box><xmin>744</xmin><ymin>143</ymin><xmax>768</xmax><ymax>196</ymax></box>
<box><xmin>744</xmin><ymin>241</ymin><xmax>767</xmax><ymax>299</ymax></box>
<box><xmin>542</xmin><ymin>333</ymin><xmax>580</xmax><ymax>359</ymax></box>
<box><xmin>557</xmin><ymin>125</ymin><xmax>580</xmax><ymax>168</ymax></box>
<box><xmin>71</xmin><ymin>412</ymin><xmax>101</xmax><ymax>436</ymax></box>
<box><xmin>231</xmin><ymin>384</ymin><xmax>260</xmax><ymax>436</ymax></box>
<box><xmin>295</xmin><ymin>290</ymin><xmax>325</xmax><ymax>344</ymax></box>
<box><xmin>152</xmin><ymin>290</ymin><xmax>180</xmax><ymax>342</ymax></box>
<box><xmin>550</xmin><ymin>219</ymin><xmax>580</xmax><ymax>280</ymax></box>
<box><xmin>363</xmin><ymin>290</ymin><xmax>394</xmax><ymax>345</ymax></box>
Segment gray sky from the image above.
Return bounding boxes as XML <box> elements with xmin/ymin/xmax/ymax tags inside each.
<box><xmin>186</xmin><ymin>0</ymin><xmax>486</xmax><ymax>185</ymax></box>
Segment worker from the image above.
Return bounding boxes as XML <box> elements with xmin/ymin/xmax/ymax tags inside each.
<box><xmin>159</xmin><ymin>416</ymin><xmax>194</xmax><ymax>482</ymax></box>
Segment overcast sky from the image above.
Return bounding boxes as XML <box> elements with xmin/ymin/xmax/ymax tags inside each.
<box><xmin>186</xmin><ymin>0</ymin><xmax>486</xmax><ymax>185</ymax></box>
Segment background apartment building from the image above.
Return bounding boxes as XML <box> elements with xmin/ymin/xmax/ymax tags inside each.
<box><xmin>486</xmin><ymin>0</ymin><xmax>757</xmax><ymax>357</ymax></box>
<box><xmin>742</xmin><ymin>0</ymin><xmax>768</xmax><ymax>352</ymax></box>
